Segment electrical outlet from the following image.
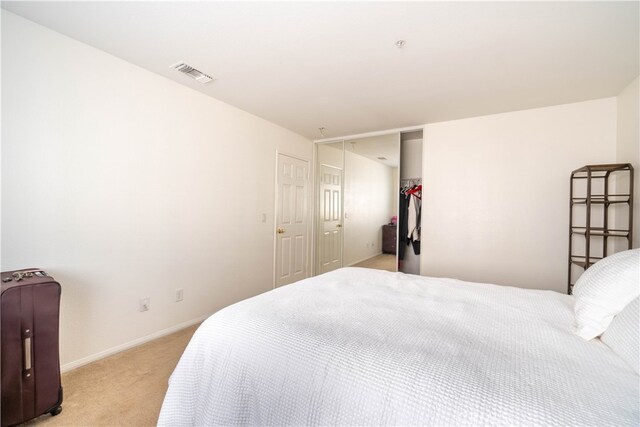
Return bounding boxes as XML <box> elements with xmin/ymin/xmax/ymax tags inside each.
<box><xmin>175</xmin><ymin>288</ymin><xmax>184</xmax><ymax>302</ymax></box>
<box><xmin>139</xmin><ymin>297</ymin><xmax>150</xmax><ymax>312</ymax></box>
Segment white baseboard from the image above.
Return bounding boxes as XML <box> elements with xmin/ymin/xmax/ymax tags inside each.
<box><xmin>346</xmin><ymin>251</ymin><xmax>384</xmax><ymax>267</ymax></box>
<box><xmin>60</xmin><ymin>313</ymin><xmax>211</xmax><ymax>373</ymax></box>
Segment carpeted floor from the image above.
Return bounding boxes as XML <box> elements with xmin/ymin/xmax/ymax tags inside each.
<box><xmin>29</xmin><ymin>324</ymin><xmax>198</xmax><ymax>426</ymax></box>
<box><xmin>28</xmin><ymin>258</ymin><xmax>391</xmax><ymax>426</ymax></box>
<box><xmin>353</xmin><ymin>253</ymin><xmax>397</xmax><ymax>272</ymax></box>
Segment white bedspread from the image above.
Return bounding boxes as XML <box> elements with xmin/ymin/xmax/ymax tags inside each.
<box><xmin>158</xmin><ymin>268</ymin><xmax>639</xmax><ymax>426</ymax></box>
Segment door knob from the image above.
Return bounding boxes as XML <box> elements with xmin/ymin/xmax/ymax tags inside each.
<box><xmin>336</xmin><ymin>224</ymin><xmax>342</xmax><ymax>228</ymax></box>
<box><xmin>277</xmin><ymin>228</ymin><xmax>286</xmax><ymax>234</ymax></box>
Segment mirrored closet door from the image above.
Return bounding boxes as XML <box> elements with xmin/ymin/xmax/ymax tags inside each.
<box><xmin>315</xmin><ymin>134</ymin><xmax>401</xmax><ymax>274</ymax></box>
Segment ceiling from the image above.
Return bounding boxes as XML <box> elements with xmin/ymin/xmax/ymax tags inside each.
<box><xmin>346</xmin><ymin>134</ymin><xmax>400</xmax><ymax>168</ymax></box>
<box><xmin>2</xmin><ymin>1</ymin><xmax>638</xmax><ymax>140</ymax></box>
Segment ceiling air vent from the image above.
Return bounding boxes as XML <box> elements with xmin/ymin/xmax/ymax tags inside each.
<box><xmin>170</xmin><ymin>61</ymin><xmax>214</xmax><ymax>84</ymax></box>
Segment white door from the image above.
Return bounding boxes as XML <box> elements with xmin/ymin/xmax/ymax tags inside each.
<box><xmin>318</xmin><ymin>164</ymin><xmax>343</xmax><ymax>274</ymax></box>
<box><xmin>275</xmin><ymin>153</ymin><xmax>309</xmax><ymax>287</ymax></box>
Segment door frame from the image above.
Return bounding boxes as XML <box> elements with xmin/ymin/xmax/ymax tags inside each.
<box><xmin>273</xmin><ymin>151</ymin><xmax>311</xmax><ymax>288</ymax></box>
<box><xmin>312</xmin><ymin>128</ymin><xmax>416</xmax><ymax>276</ymax></box>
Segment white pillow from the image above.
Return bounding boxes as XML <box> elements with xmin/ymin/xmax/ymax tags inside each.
<box><xmin>600</xmin><ymin>297</ymin><xmax>639</xmax><ymax>374</ymax></box>
<box><xmin>572</xmin><ymin>248</ymin><xmax>640</xmax><ymax>340</ymax></box>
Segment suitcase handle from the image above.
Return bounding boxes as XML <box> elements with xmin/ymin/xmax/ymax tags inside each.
<box><xmin>24</xmin><ymin>335</ymin><xmax>32</xmax><ymax>374</ymax></box>
<box><xmin>13</xmin><ymin>270</ymin><xmax>49</xmax><ymax>282</ymax></box>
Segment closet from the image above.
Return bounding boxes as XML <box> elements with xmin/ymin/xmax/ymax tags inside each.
<box><xmin>314</xmin><ymin>128</ymin><xmax>423</xmax><ymax>276</ymax></box>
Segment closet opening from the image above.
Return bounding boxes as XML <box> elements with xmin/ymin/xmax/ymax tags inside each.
<box><xmin>398</xmin><ymin>130</ymin><xmax>423</xmax><ymax>275</ymax></box>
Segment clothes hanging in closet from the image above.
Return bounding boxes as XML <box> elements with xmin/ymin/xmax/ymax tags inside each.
<box><xmin>398</xmin><ymin>190</ymin><xmax>409</xmax><ymax>260</ymax></box>
<box><xmin>398</xmin><ymin>183</ymin><xmax>422</xmax><ymax>259</ymax></box>
<box><xmin>407</xmin><ymin>192</ymin><xmax>421</xmax><ymax>255</ymax></box>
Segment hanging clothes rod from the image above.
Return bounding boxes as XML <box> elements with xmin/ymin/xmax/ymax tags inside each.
<box><xmin>400</xmin><ymin>178</ymin><xmax>422</xmax><ymax>186</ymax></box>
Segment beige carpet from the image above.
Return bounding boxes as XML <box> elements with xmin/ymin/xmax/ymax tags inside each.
<box><xmin>28</xmin><ymin>258</ymin><xmax>387</xmax><ymax>426</ymax></box>
<box><xmin>29</xmin><ymin>324</ymin><xmax>198</xmax><ymax>426</ymax></box>
<box><xmin>353</xmin><ymin>253</ymin><xmax>397</xmax><ymax>272</ymax></box>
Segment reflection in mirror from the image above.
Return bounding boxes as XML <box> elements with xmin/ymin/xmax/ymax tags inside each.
<box><xmin>315</xmin><ymin>135</ymin><xmax>400</xmax><ymax>275</ymax></box>
<box><xmin>316</xmin><ymin>141</ymin><xmax>344</xmax><ymax>275</ymax></box>
<box><xmin>343</xmin><ymin>134</ymin><xmax>399</xmax><ymax>272</ymax></box>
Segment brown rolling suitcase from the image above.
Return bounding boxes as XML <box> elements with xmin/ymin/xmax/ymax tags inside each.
<box><xmin>1</xmin><ymin>269</ymin><xmax>63</xmax><ymax>426</ymax></box>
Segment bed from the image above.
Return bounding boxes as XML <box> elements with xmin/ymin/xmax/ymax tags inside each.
<box><xmin>158</xmin><ymin>267</ymin><xmax>639</xmax><ymax>426</ymax></box>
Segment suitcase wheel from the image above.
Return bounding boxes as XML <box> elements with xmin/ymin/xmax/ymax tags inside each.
<box><xmin>50</xmin><ymin>406</ymin><xmax>63</xmax><ymax>416</ymax></box>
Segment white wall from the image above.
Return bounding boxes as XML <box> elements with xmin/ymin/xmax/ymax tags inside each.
<box><xmin>343</xmin><ymin>151</ymin><xmax>394</xmax><ymax>266</ymax></box>
<box><xmin>422</xmin><ymin>98</ymin><xmax>617</xmax><ymax>293</ymax></box>
<box><xmin>1</xmin><ymin>12</ymin><xmax>312</xmax><ymax>369</ymax></box>
<box><xmin>616</xmin><ymin>76</ymin><xmax>640</xmax><ymax>249</ymax></box>
<box><xmin>400</xmin><ymin>138</ymin><xmax>423</xmax><ymax>275</ymax></box>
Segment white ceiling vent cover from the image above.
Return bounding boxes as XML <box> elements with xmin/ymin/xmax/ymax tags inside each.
<box><xmin>170</xmin><ymin>61</ymin><xmax>214</xmax><ymax>83</ymax></box>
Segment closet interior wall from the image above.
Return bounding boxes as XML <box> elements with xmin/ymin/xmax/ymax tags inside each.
<box><xmin>399</xmin><ymin>131</ymin><xmax>424</xmax><ymax>275</ymax></box>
